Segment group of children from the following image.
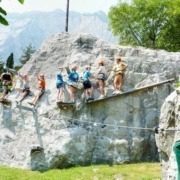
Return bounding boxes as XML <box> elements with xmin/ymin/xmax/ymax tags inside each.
<box><xmin>0</xmin><ymin>56</ymin><xmax>127</xmax><ymax>106</ymax></box>
<box><xmin>0</xmin><ymin>70</ymin><xmax>45</xmax><ymax>106</ymax></box>
<box><xmin>56</xmin><ymin>56</ymin><xmax>128</xmax><ymax>103</ymax></box>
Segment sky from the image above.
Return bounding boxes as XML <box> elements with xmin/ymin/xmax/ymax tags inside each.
<box><xmin>0</xmin><ymin>0</ymin><xmax>118</xmax><ymax>14</ymax></box>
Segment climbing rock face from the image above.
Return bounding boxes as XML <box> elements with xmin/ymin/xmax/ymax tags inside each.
<box><xmin>0</xmin><ymin>33</ymin><xmax>179</xmax><ymax>170</ymax></box>
<box><xmin>155</xmin><ymin>88</ymin><xmax>180</xmax><ymax>179</ymax></box>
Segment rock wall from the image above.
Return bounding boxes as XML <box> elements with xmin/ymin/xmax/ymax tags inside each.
<box><xmin>0</xmin><ymin>33</ymin><xmax>179</xmax><ymax>170</ymax></box>
<box><xmin>155</xmin><ymin>88</ymin><xmax>180</xmax><ymax>179</ymax></box>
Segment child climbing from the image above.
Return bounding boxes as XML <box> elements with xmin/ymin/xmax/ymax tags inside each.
<box><xmin>82</xmin><ymin>65</ymin><xmax>93</xmax><ymax>101</ymax></box>
<box><xmin>28</xmin><ymin>74</ymin><xmax>46</xmax><ymax>106</ymax></box>
<box><xmin>112</xmin><ymin>56</ymin><xmax>127</xmax><ymax>94</ymax></box>
<box><xmin>56</xmin><ymin>67</ymin><xmax>65</xmax><ymax>102</ymax></box>
<box><xmin>16</xmin><ymin>73</ymin><xmax>30</xmax><ymax>104</ymax></box>
<box><xmin>0</xmin><ymin>69</ymin><xmax>13</xmax><ymax>100</ymax></box>
<box><xmin>96</xmin><ymin>59</ymin><xmax>107</xmax><ymax>99</ymax></box>
<box><xmin>66</xmin><ymin>65</ymin><xmax>79</xmax><ymax>103</ymax></box>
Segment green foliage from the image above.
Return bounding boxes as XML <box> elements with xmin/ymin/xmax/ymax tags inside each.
<box><xmin>108</xmin><ymin>0</ymin><xmax>180</xmax><ymax>51</ymax></box>
<box><xmin>18</xmin><ymin>0</ymin><xmax>24</xmax><ymax>4</ymax></box>
<box><xmin>0</xmin><ymin>7</ymin><xmax>8</xmax><ymax>25</ymax></box>
<box><xmin>6</xmin><ymin>53</ymin><xmax>14</xmax><ymax>69</ymax></box>
<box><xmin>0</xmin><ymin>0</ymin><xmax>24</xmax><ymax>26</ymax></box>
<box><xmin>0</xmin><ymin>163</ymin><xmax>160</xmax><ymax>180</ymax></box>
<box><xmin>0</xmin><ymin>61</ymin><xmax>4</xmax><ymax>74</ymax></box>
<box><xmin>20</xmin><ymin>44</ymin><xmax>36</xmax><ymax>65</ymax></box>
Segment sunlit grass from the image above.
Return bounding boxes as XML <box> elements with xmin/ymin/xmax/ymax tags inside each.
<box><xmin>0</xmin><ymin>163</ymin><xmax>161</xmax><ymax>180</ymax></box>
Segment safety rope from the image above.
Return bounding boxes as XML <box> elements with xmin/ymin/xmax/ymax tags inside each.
<box><xmin>57</xmin><ymin>114</ymin><xmax>180</xmax><ymax>133</ymax></box>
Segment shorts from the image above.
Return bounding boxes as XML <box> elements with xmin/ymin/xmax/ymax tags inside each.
<box><xmin>56</xmin><ymin>83</ymin><xmax>64</xmax><ymax>89</ymax></box>
<box><xmin>83</xmin><ymin>80</ymin><xmax>92</xmax><ymax>89</ymax></box>
<box><xmin>22</xmin><ymin>88</ymin><xmax>30</xmax><ymax>94</ymax></box>
<box><xmin>114</xmin><ymin>72</ymin><xmax>124</xmax><ymax>78</ymax></box>
<box><xmin>97</xmin><ymin>73</ymin><xmax>107</xmax><ymax>81</ymax></box>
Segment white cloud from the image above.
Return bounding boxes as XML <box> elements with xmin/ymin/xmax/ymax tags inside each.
<box><xmin>0</xmin><ymin>0</ymin><xmax>118</xmax><ymax>13</ymax></box>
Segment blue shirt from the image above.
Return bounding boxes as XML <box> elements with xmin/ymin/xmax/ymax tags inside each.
<box><xmin>82</xmin><ymin>70</ymin><xmax>91</xmax><ymax>81</ymax></box>
<box><xmin>68</xmin><ymin>70</ymin><xmax>79</xmax><ymax>82</ymax></box>
<box><xmin>56</xmin><ymin>74</ymin><xmax>64</xmax><ymax>85</ymax></box>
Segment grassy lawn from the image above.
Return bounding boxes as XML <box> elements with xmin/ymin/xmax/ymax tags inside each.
<box><xmin>0</xmin><ymin>163</ymin><xmax>161</xmax><ymax>180</ymax></box>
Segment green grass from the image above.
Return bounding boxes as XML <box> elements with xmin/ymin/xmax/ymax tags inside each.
<box><xmin>0</xmin><ymin>163</ymin><xmax>161</xmax><ymax>180</ymax></box>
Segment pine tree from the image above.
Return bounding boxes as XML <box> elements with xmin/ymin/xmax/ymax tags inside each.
<box><xmin>20</xmin><ymin>44</ymin><xmax>35</xmax><ymax>65</ymax></box>
<box><xmin>0</xmin><ymin>60</ymin><xmax>4</xmax><ymax>74</ymax></box>
<box><xmin>6</xmin><ymin>53</ymin><xmax>14</xmax><ymax>69</ymax></box>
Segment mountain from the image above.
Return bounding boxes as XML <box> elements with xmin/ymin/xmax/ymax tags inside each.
<box><xmin>0</xmin><ymin>10</ymin><xmax>116</xmax><ymax>64</ymax></box>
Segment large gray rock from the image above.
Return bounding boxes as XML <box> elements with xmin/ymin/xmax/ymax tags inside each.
<box><xmin>0</xmin><ymin>33</ymin><xmax>179</xmax><ymax>170</ymax></box>
<box><xmin>155</xmin><ymin>88</ymin><xmax>180</xmax><ymax>179</ymax></box>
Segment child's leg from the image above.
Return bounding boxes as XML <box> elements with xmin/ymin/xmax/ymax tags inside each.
<box><xmin>85</xmin><ymin>89</ymin><xmax>88</xmax><ymax>98</ymax></box>
<box><xmin>118</xmin><ymin>74</ymin><xmax>123</xmax><ymax>90</ymax></box>
<box><xmin>32</xmin><ymin>90</ymin><xmax>43</xmax><ymax>105</ymax></box>
<box><xmin>69</xmin><ymin>86</ymin><xmax>76</xmax><ymax>102</ymax></box>
<box><xmin>57</xmin><ymin>89</ymin><xmax>60</xmax><ymax>100</ymax></box>
<box><xmin>99</xmin><ymin>80</ymin><xmax>105</xmax><ymax>96</ymax></box>
<box><xmin>1</xmin><ymin>86</ymin><xmax>8</xmax><ymax>99</ymax></box>
<box><xmin>19</xmin><ymin>90</ymin><xmax>29</xmax><ymax>102</ymax></box>
<box><xmin>59</xmin><ymin>88</ymin><xmax>64</xmax><ymax>101</ymax></box>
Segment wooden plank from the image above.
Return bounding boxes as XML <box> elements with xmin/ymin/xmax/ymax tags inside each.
<box><xmin>87</xmin><ymin>78</ymin><xmax>175</xmax><ymax>104</ymax></box>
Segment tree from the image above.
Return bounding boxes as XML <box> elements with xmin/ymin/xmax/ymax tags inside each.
<box><xmin>0</xmin><ymin>0</ymin><xmax>24</xmax><ymax>26</ymax></box>
<box><xmin>6</xmin><ymin>53</ymin><xmax>14</xmax><ymax>69</ymax></box>
<box><xmin>0</xmin><ymin>60</ymin><xmax>4</xmax><ymax>74</ymax></box>
<box><xmin>20</xmin><ymin>44</ymin><xmax>35</xmax><ymax>65</ymax></box>
<box><xmin>157</xmin><ymin>0</ymin><xmax>180</xmax><ymax>51</ymax></box>
<box><xmin>108</xmin><ymin>0</ymin><xmax>180</xmax><ymax>51</ymax></box>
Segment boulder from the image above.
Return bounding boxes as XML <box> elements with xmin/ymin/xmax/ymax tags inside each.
<box><xmin>155</xmin><ymin>88</ymin><xmax>180</xmax><ymax>179</ymax></box>
<box><xmin>0</xmin><ymin>33</ymin><xmax>179</xmax><ymax>170</ymax></box>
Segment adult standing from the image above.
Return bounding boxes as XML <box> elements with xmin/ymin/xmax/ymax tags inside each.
<box><xmin>112</xmin><ymin>56</ymin><xmax>127</xmax><ymax>94</ymax></box>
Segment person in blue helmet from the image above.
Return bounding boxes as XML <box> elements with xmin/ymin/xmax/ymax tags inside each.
<box><xmin>82</xmin><ymin>65</ymin><xmax>93</xmax><ymax>101</ymax></box>
<box><xmin>56</xmin><ymin>67</ymin><xmax>65</xmax><ymax>102</ymax></box>
<box><xmin>66</xmin><ymin>65</ymin><xmax>79</xmax><ymax>102</ymax></box>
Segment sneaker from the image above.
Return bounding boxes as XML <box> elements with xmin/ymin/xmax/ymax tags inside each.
<box><xmin>87</xmin><ymin>97</ymin><xmax>94</xmax><ymax>101</ymax></box>
<box><xmin>28</xmin><ymin>102</ymin><xmax>35</xmax><ymax>106</ymax></box>
<box><xmin>113</xmin><ymin>90</ymin><xmax>123</xmax><ymax>95</ymax></box>
<box><xmin>98</xmin><ymin>95</ymin><xmax>105</xmax><ymax>99</ymax></box>
<box><xmin>115</xmin><ymin>90</ymin><xmax>121</xmax><ymax>94</ymax></box>
<box><xmin>112</xmin><ymin>90</ymin><xmax>117</xmax><ymax>95</ymax></box>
